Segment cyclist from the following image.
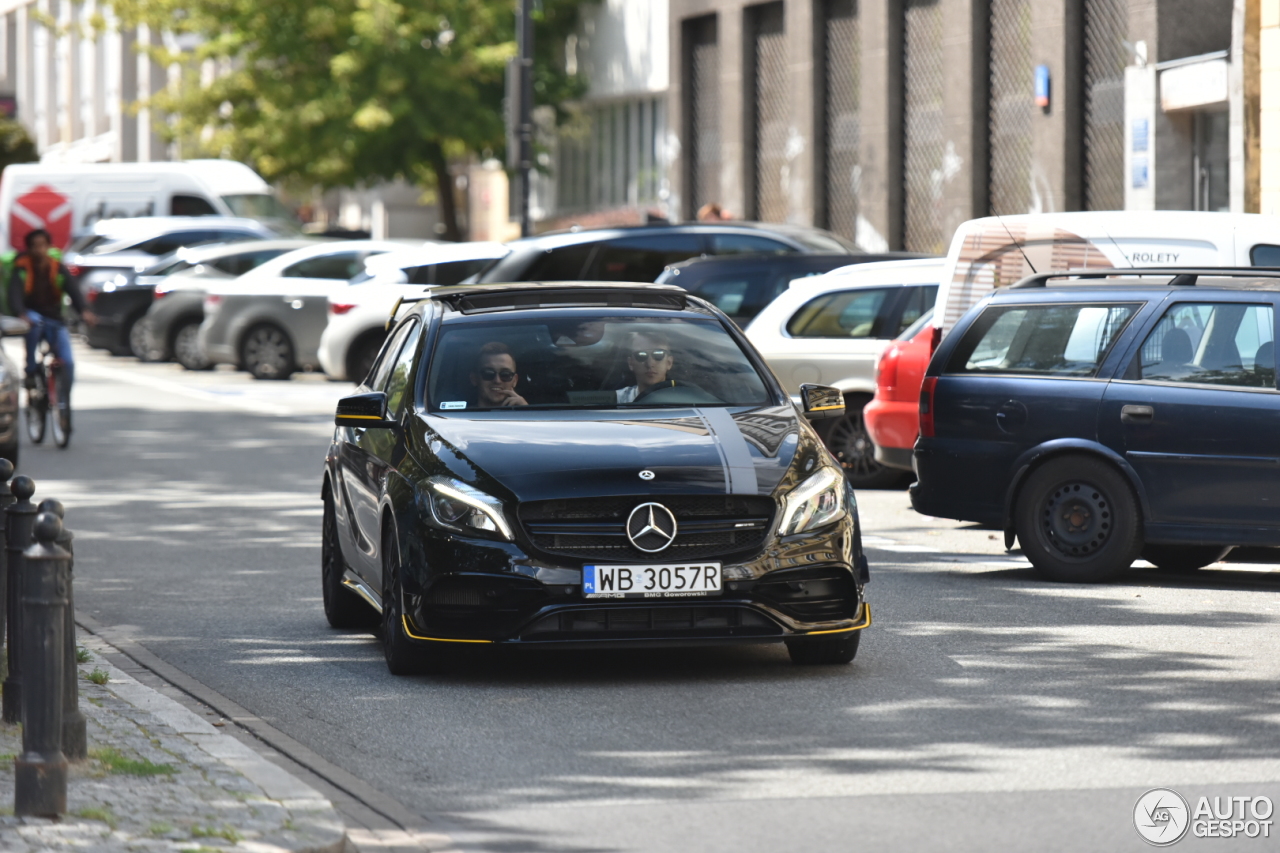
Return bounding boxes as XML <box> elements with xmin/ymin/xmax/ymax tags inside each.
<box><xmin>7</xmin><ymin>228</ymin><xmax>95</xmax><ymax>391</ymax></box>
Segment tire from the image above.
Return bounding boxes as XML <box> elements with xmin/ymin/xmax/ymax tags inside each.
<box><xmin>173</xmin><ymin>321</ymin><xmax>212</xmax><ymax>371</ymax></box>
<box><xmin>381</xmin><ymin>522</ymin><xmax>430</xmax><ymax>675</ymax></box>
<box><xmin>50</xmin><ymin>367</ymin><xmax>70</xmax><ymax>449</ymax></box>
<box><xmin>24</xmin><ymin>383</ymin><xmax>45</xmax><ymax>445</ymax></box>
<box><xmin>241</xmin><ymin>324</ymin><xmax>295</xmax><ymax>380</ymax></box>
<box><xmin>321</xmin><ymin>487</ymin><xmax>378</xmax><ymax>629</ymax></box>
<box><xmin>1141</xmin><ymin>544</ymin><xmax>1233</xmax><ymax>572</ymax></box>
<box><xmin>1014</xmin><ymin>455</ymin><xmax>1143</xmax><ymax>582</ymax></box>
<box><xmin>787</xmin><ymin>631</ymin><xmax>861</xmax><ymax>665</ymax></box>
<box><xmin>816</xmin><ymin>395</ymin><xmax>906</xmax><ymax>489</ymax></box>
<box><xmin>346</xmin><ymin>332</ymin><xmax>386</xmax><ymax>385</ymax></box>
<box><xmin>127</xmin><ymin>314</ymin><xmax>150</xmax><ymax>361</ymax></box>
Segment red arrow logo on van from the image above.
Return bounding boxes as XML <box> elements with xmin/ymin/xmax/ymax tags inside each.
<box><xmin>11</xmin><ymin>185</ymin><xmax>73</xmax><ymax>250</ymax></box>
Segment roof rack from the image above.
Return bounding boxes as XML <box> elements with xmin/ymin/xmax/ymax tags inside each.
<box><xmin>1010</xmin><ymin>267</ymin><xmax>1280</xmax><ymax>289</ymax></box>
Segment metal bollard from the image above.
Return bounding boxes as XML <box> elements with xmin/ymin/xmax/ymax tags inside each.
<box><xmin>3</xmin><ymin>475</ymin><xmax>35</xmax><ymax>725</ymax></box>
<box><xmin>39</xmin><ymin>499</ymin><xmax>84</xmax><ymax>761</ymax></box>
<box><xmin>14</xmin><ymin>512</ymin><xmax>68</xmax><ymax>817</ymax></box>
<box><xmin>0</xmin><ymin>458</ymin><xmax>13</xmax><ymax>653</ymax></box>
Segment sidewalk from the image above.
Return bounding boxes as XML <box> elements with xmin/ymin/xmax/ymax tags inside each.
<box><xmin>0</xmin><ymin>631</ymin><xmax>347</xmax><ymax>853</ymax></box>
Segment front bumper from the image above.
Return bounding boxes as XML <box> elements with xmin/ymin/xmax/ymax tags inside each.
<box><xmin>396</xmin><ymin>512</ymin><xmax>870</xmax><ymax>648</ymax></box>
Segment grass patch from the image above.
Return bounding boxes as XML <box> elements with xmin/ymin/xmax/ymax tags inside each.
<box><xmin>148</xmin><ymin>822</ymin><xmax>174</xmax><ymax>836</ymax></box>
<box><xmin>73</xmin><ymin>805</ymin><xmax>117</xmax><ymax>829</ymax></box>
<box><xmin>191</xmin><ymin>824</ymin><xmax>242</xmax><ymax>843</ymax></box>
<box><xmin>87</xmin><ymin>696</ymin><xmax>103</xmax><ymax>706</ymax></box>
<box><xmin>89</xmin><ymin>746</ymin><xmax>175</xmax><ymax>776</ymax></box>
<box><xmin>0</xmin><ymin>753</ymin><xmax>14</xmax><ymax>763</ymax></box>
<box><xmin>75</xmin><ymin>647</ymin><xmax>92</xmax><ymax>664</ymax></box>
<box><xmin>85</xmin><ymin>668</ymin><xmax>109</xmax><ymax>685</ymax></box>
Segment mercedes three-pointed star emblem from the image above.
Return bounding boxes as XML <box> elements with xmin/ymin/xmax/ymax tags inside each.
<box><xmin>626</xmin><ymin>502</ymin><xmax>678</xmax><ymax>553</ymax></box>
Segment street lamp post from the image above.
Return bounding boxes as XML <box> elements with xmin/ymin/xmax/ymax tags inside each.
<box><xmin>517</xmin><ymin>0</ymin><xmax>534</xmax><ymax>237</ymax></box>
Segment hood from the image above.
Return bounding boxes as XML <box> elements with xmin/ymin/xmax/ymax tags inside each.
<box><xmin>417</xmin><ymin>405</ymin><xmax>803</xmax><ymax>503</ymax></box>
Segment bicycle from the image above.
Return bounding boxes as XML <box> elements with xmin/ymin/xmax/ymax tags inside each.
<box><xmin>25</xmin><ymin>338</ymin><xmax>70</xmax><ymax>448</ymax></box>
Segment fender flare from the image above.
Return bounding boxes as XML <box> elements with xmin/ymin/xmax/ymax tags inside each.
<box><xmin>1002</xmin><ymin>439</ymin><xmax>1151</xmax><ymax>546</ymax></box>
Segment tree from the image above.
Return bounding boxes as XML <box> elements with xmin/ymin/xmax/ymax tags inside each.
<box><xmin>112</xmin><ymin>0</ymin><xmax>588</xmax><ymax>239</ymax></box>
<box><xmin>0</xmin><ymin>119</ymin><xmax>38</xmax><ymax>173</ymax></box>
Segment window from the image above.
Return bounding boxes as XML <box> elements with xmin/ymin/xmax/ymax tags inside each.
<box><xmin>1136</xmin><ymin>302</ymin><xmax>1275</xmax><ymax>388</ymax></box>
<box><xmin>209</xmin><ymin>229</ymin><xmax>263</xmax><ymax>245</ymax></box>
<box><xmin>525</xmin><ymin>244</ymin><xmax>595</xmax><ymax>280</ymax></box>
<box><xmin>1250</xmin><ymin>244</ymin><xmax>1280</xmax><ymax>267</ymax></box>
<box><xmin>897</xmin><ymin>284</ymin><xmax>939</xmax><ymax>334</ymax></box>
<box><xmin>370</xmin><ymin>318</ymin><xmax>419</xmax><ymax>390</ymax></box>
<box><xmin>384</xmin><ymin>320</ymin><xmax>422</xmax><ymax>413</ymax></box>
<box><xmin>434</xmin><ymin>258</ymin><xmax>497</xmax><ymax>286</ymax></box>
<box><xmin>284</xmin><ymin>252</ymin><xmax>376</xmax><ymax>280</ymax></box>
<box><xmin>170</xmin><ymin>195</ymin><xmax>219</xmax><ymax>216</ymax></box>
<box><xmin>948</xmin><ymin>303</ymin><xmax>1140</xmax><ymax>376</ymax></box>
<box><xmin>787</xmin><ymin>287</ymin><xmax>894</xmax><ymax>338</ymax></box>
<box><xmin>687</xmin><ymin>273</ymin><xmax>759</xmax><ymax>317</ymax></box>
<box><xmin>134</xmin><ymin>230</ymin><xmax>220</xmax><ymax>255</ymax></box>
<box><xmin>212</xmin><ymin>248</ymin><xmax>290</xmax><ymax>277</ymax></box>
<box><xmin>707</xmin><ymin>233</ymin><xmax>792</xmax><ymax>255</ymax></box>
<box><xmin>589</xmin><ymin>235</ymin><xmax>705</xmax><ymax>282</ymax></box>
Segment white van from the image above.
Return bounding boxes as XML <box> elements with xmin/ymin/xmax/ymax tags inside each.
<box><xmin>0</xmin><ymin>159</ymin><xmax>297</xmax><ymax>251</ymax></box>
<box><xmin>934</xmin><ymin>211</ymin><xmax>1280</xmax><ymax>333</ymax></box>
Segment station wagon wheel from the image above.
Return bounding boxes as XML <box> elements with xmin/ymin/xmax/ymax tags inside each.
<box><xmin>816</xmin><ymin>394</ymin><xmax>904</xmax><ymax>489</ymax></box>
<box><xmin>241</xmin><ymin>323</ymin><xmax>295</xmax><ymax>380</ymax></box>
<box><xmin>321</xmin><ymin>486</ymin><xmax>378</xmax><ymax>630</ymax></box>
<box><xmin>1014</xmin><ymin>455</ymin><xmax>1142</xmax><ymax>582</ymax></box>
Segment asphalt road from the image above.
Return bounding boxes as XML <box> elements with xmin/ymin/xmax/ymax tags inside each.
<box><xmin>21</xmin><ymin>340</ymin><xmax>1280</xmax><ymax>852</ymax></box>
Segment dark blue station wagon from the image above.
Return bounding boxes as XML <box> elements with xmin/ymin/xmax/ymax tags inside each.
<box><xmin>910</xmin><ymin>269</ymin><xmax>1280</xmax><ymax>582</ymax></box>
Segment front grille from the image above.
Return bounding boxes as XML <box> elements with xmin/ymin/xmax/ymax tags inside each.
<box><xmin>521</xmin><ymin>605</ymin><xmax>780</xmax><ymax>641</ymax></box>
<box><xmin>519</xmin><ymin>495</ymin><xmax>775</xmax><ymax>561</ymax></box>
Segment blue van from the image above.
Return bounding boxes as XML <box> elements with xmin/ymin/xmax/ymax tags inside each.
<box><xmin>909</xmin><ymin>269</ymin><xmax>1279</xmax><ymax>582</ymax></box>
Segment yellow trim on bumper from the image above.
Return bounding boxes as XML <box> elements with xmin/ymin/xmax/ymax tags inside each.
<box><xmin>803</xmin><ymin>603</ymin><xmax>872</xmax><ymax>635</ymax></box>
<box><xmin>401</xmin><ymin>615</ymin><xmax>494</xmax><ymax>643</ymax></box>
<box><xmin>807</xmin><ymin>404</ymin><xmax>845</xmax><ymax>412</ymax></box>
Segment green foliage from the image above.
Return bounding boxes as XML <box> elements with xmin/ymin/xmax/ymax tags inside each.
<box><xmin>76</xmin><ymin>646</ymin><xmax>92</xmax><ymax>664</ymax></box>
<box><xmin>74</xmin><ymin>806</ymin><xmax>118</xmax><ymax>829</ymax></box>
<box><xmin>192</xmin><ymin>824</ymin><xmax>243</xmax><ymax>843</ymax></box>
<box><xmin>85</xmin><ymin>667</ymin><xmax>109</xmax><ymax>685</ymax></box>
<box><xmin>89</xmin><ymin>746</ymin><xmax>176</xmax><ymax>776</ymax></box>
<box><xmin>0</xmin><ymin>119</ymin><xmax>38</xmax><ymax>173</ymax></box>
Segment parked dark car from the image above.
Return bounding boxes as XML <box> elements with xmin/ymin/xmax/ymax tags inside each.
<box><xmin>909</xmin><ymin>268</ymin><xmax>1280</xmax><ymax>582</ymax></box>
<box><xmin>141</xmin><ymin>240</ymin><xmax>318</xmax><ymax>368</ymax></box>
<box><xmin>476</xmin><ymin>222</ymin><xmax>858</xmax><ymax>285</ymax></box>
<box><xmin>322</xmin><ymin>282</ymin><xmax>872</xmax><ymax>674</ymax></box>
<box><xmin>656</xmin><ymin>252</ymin><xmax>927</xmax><ymax>327</ymax></box>
<box><xmin>67</xmin><ymin>217</ymin><xmax>284</xmax><ymax>356</ymax></box>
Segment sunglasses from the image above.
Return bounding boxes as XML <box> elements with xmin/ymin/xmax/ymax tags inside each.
<box><xmin>479</xmin><ymin>368</ymin><xmax>517</xmax><ymax>382</ymax></box>
<box><xmin>630</xmin><ymin>350</ymin><xmax>669</xmax><ymax>362</ymax></box>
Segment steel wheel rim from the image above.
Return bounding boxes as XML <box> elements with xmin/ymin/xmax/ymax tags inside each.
<box><xmin>826</xmin><ymin>409</ymin><xmax>883</xmax><ymax>479</ymax></box>
<box><xmin>175</xmin><ymin>324</ymin><xmax>206</xmax><ymax>369</ymax></box>
<box><xmin>1040</xmin><ymin>480</ymin><xmax>1112</xmax><ymax>560</ymax></box>
<box><xmin>246</xmin><ymin>328</ymin><xmax>290</xmax><ymax>377</ymax></box>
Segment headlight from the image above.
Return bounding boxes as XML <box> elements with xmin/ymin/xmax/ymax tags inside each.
<box><xmin>421</xmin><ymin>476</ymin><xmax>513</xmax><ymax>541</ymax></box>
<box><xmin>777</xmin><ymin>466</ymin><xmax>847</xmax><ymax>536</ymax></box>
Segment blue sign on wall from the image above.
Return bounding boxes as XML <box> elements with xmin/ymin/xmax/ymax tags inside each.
<box><xmin>1132</xmin><ymin>119</ymin><xmax>1149</xmax><ymax>153</ymax></box>
<box><xmin>1034</xmin><ymin>65</ymin><xmax>1051</xmax><ymax>109</ymax></box>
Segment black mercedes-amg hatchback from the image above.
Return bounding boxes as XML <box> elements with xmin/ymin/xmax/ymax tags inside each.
<box><xmin>321</xmin><ymin>282</ymin><xmax>871</xmax><ymax>674</ymax></box>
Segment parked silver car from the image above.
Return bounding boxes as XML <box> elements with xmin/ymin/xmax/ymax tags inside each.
<box><xmin>197</xmin><ymin>240</ymin><xmax>412</xmax><ymax>379</ymax></box>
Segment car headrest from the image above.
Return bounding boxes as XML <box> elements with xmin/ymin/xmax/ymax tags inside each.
<box><xmin>1161</xmin><ymin>327</ymin><xmax>1194</xmax><ymax>364</ymax></box>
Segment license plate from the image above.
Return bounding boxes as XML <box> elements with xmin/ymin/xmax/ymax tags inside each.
<box><xmin>582</xmin><ymin>563</ymin><xmax>722</xmax><ymax>599</ymax></box>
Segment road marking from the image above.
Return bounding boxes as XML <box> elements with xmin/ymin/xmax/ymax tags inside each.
<box><xmin>77</xmin><ymin>360</ymin><xmax>300</xmax><ymax>417</ymax></box>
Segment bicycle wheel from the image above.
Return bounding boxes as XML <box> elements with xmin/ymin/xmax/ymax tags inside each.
<box><xmin>50</xmin><ymin>366</ymin><xmax>71</xmax><ymax>448</ymax></box>
<box><xmin>24</xmin><ymin>370</ymin><xmax>46</xmax><ymax>445</ymax></box>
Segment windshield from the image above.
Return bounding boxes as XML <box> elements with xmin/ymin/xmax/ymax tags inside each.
<box><xmin>426</xmin><ymin>313</ymin><xmax>774</xmax><ymax>411</ymax></box>
<box><xmin>220</xmin><ymin>194</ymin><xmax>302</xmax><ymax>232</ymax></box>
<box><xmin>786</xmin><ymin>229</ymin><xmax>858</xmax><ymax>253</ymax></box>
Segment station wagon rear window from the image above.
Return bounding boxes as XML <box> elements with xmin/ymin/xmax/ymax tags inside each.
<box><xmin>948</xmin><ymin>303</ymin><xmax>1141</xmax><ymax>377</ymax></box>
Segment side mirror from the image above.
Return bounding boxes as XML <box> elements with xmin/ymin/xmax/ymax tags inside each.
<box><xmin>335</xmin><ymin>391</ymin><xmax>396</xmax><ymax>428</ymax></box>
<box><xmin>799</xmin><ymin>384</ymin><xmax>845</xmax><ymax>420</ymax></box>
<box><xmin>0</xmin><ymin>316</ymin><xmax>30</xmax><ymax>337</ymax></box>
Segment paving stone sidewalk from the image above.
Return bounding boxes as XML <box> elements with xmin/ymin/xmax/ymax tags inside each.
<box><xmin>0</xmin><ymin>631</ymin><xmax>346</xmax><ymax>853</ymax></box>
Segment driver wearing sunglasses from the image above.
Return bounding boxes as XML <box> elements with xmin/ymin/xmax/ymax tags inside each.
<box><xmin>470</xmin><ymin>341</ymin><xmax>528</xmax><ymax>408</ymax></box>
<box><xmin>616</xmin><ymin>331</ymin><xmax>676</xmax><ymax>404</ymax></box>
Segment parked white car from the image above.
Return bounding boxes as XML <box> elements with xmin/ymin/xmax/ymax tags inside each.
<box><xmin>746</xmin><ymin>257</ymin><xmax>945</xmax><ymax>487</ymax></box>
<box><xmin>317</xmin><ymin>242</ymin><xmax>509</xmax><ymax>381</ymax></box>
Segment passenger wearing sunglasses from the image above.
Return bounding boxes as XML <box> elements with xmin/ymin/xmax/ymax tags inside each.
<box><xmin>470</xmin><ymin>341</ymin><xmax>528</xmax><ymax>408</ymax></box>
<box><xmin>616</xmin><ymin>332</ymin><xmax>676</xmax><ymax>404</ymax></box>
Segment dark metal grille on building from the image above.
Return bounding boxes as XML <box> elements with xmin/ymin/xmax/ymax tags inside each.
<box><xmin>988</xmin><ymin>0</ymin><xmax>1033</xmax><ymax>215</ymax></box>
<box><xmin>748</xmin><ymin>3</ymin><xmax>787</xmax><ymax>222</ymax></box>
<box><xmin>1083</xmin><ymin>0</ymin><xmax>1127</xmax><ymax>211</ymax></box>
<box><xmin>554</xmin><ymin>97</ymin><xmax>667</xmax><ymax>216</ymax></box>
<box><xmin>903</xmin><ymin>0</ymin><xmax>946</xmax><ymax>254</ymax></box>
<box><xmin>821</xmin><ymin>0</ymin><xmax>859</xmax><ymax>242</ymax></box>
<box><xmin>685</xmin><ymin>16</ymin><xmax>720</xmax><ymax>218</ymax></box>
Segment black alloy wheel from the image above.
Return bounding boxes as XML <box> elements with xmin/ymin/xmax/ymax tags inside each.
<box><xmin>1141</xmin><ymin>544</ymin><xmax>1233</xmax><ymax>572</ymax></box>
<box><xmin>321</xmin><ymin>487</ymin><xmax>378</xmax><ymax>629</ymax></box>
<box><xmin>173</xmin><ymin>321</ymin><xmax>212</xmax><ymax>371</ymax></box>
<box><xmin>381</xmin><ymin>522</ymin><xmax>430</xmax><ymax>675</ymax></box>
<box><xmin>816</xmin><ymin>395</ymin><xmax>905</xmax><ymax>489</ymax></box>
<box><xmin>1014</xmin><ymin>455</ymin><xmax>1142</xmax><ymax>582</ymax></box>
<box><xmin>127</xmin><ymin>315</ymin><xmax>150</xmax><ymax>361</ymax></box>
<box><xmin>346</xmin><ymin>332</ymin><xmax>386</xmax><ymax>384</ymax></box>
<box><xmin>242</xmin><ymin>324</ymin><xmax>296</xmax><ymax>380</ymax></box>
<box><xmin>50</xmin><ymin>367</ymin><xmax>70</xmax><ymax>449</ymax></box>
<box><xmin>786</xmin><ymin>630</ymin><xmax>861</xmax><ymax>665</ymax></box>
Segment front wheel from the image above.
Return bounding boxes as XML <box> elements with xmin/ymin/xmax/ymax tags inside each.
<box><xmin>127</xmin><ymin>315</ymin><xmax>150</xmax><ymax>361</ymax></box>
<box><xmin>787</xmin><ymin>631</ymin><xmax>861</xmax><ymax>665</ymax></box>
<box><xmin>241</xmin><ymin>324</ymin><xmax>295</xmax><ymax>380</ymax></box>
<box><xmin>173</xmin><ymin>321</ymin><xmax>212</xmax><ymax>371</ymax></box>
<box><xmin>1141</xmin><ymin>544</ymin><xmax>1233</xmax><ymax>572</ymax></box>
<box><xmin>1014</xmin><ymin>455</ymin><xmax>1142</xmax><ymax>582</ymax></box>
<box><xmin>815</xmin><ymin>395</ymin><xmax>905</xmax><ymax>489</ymax></box>
<box><xmin>321</xmin><ymin>487</ymin><xmax>378</xmax><ymax>629</ymax></box>
<box><xmin>50</xmin><ymin>367</ymin><xmax>70</xmax><ymax>449</ymax></box>
<box><xmin>381</xmin><ymin>524</ymin><xmax>431</xmax><ymax>676</ymax></box>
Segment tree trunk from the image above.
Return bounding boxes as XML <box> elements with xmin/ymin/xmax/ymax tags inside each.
<box><xmin>429</xmin><ymin>143</ymin><xmax>461</xmax><ymax>242</ymax></box>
